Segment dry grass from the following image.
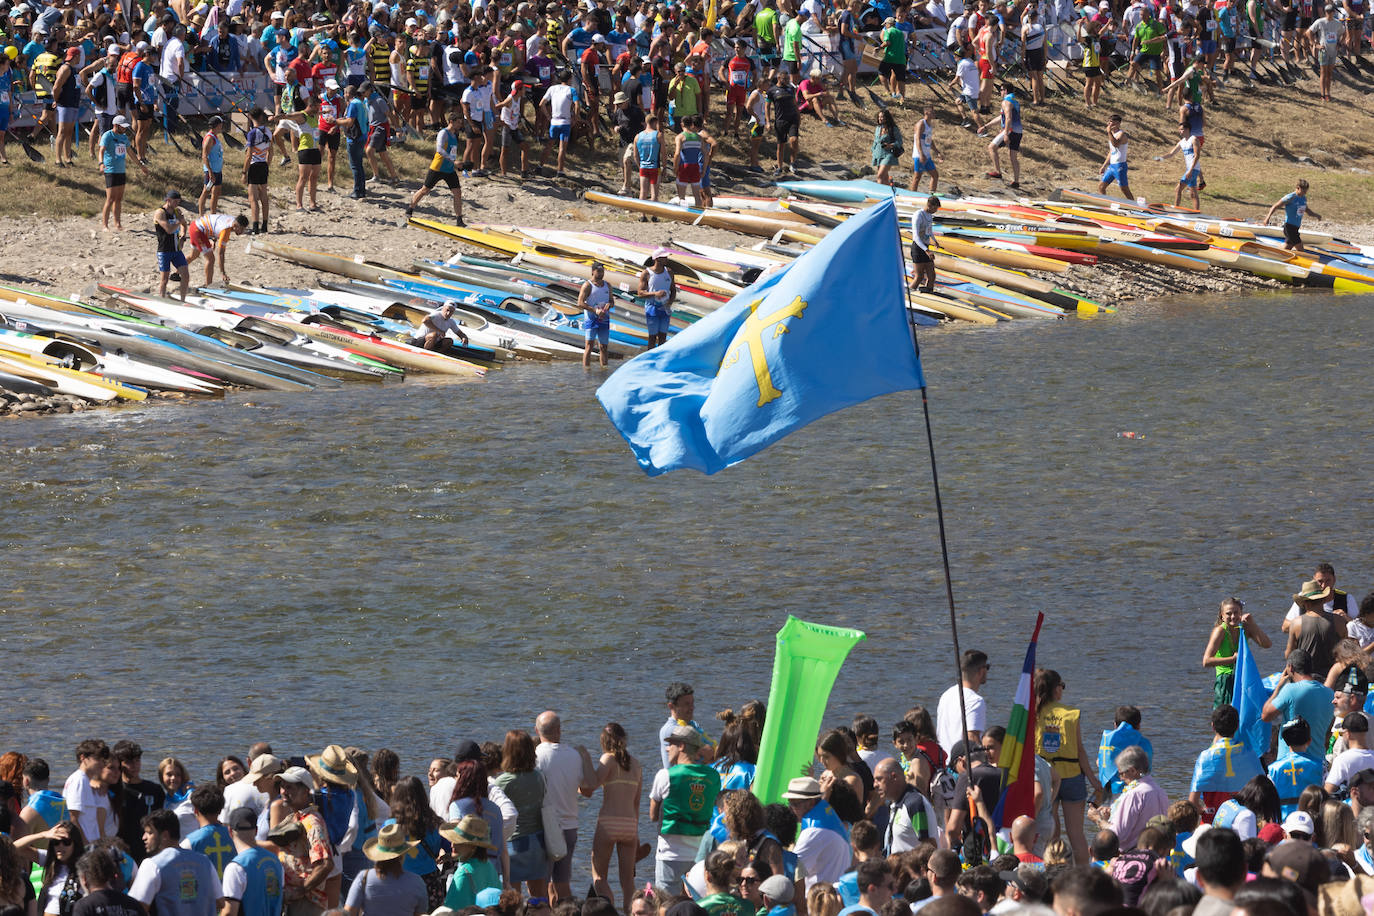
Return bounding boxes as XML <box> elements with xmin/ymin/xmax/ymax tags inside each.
<box><xmin>2</xmin><ymin>57</ymin><xmax>1373</xmax><ymax>225</ymax></box>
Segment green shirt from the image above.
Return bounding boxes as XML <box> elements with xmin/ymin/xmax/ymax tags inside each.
<box><xmin>882</xmin><ymin>25</ymin><xmax>907</xmax><ymax>64</ymax></box>
<box><xmin>660</xmin><ymin>763</ymin><xmax>720</xmax><ymax>837</ymax></box>
<box><xmin>755</xmin><ymin>7</ymin><xmax>778</xmax><ymax>43</ymax></box>
<box><xmin>782</xmin><ymin>18</ymin><xmax>803</xmax><ymax>61</ymax></box>
<box><xmin>671</xmin><ymin>76</ymin><xmax>700</xmax><ymax>118</ymax></box>
<box><xmin>444</xmin><ymin>858</ymin><xmax>500</xmax><ymax>910</ymax></box>
<box><xmin>1135</xmin><ymin>19</ymin><xmax>1166</xmax><ymax>54</ymax></box>
<box><xmin>699</xmin><ymin>894</ymin><xmax>754</xmax><ymax>916</ymax></box>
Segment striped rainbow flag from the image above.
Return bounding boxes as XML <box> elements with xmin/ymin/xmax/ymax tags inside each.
<box><xmin>993</xmin><ymin>612</ymin><xmax>1044</xmax><ymax>830</ymax></box>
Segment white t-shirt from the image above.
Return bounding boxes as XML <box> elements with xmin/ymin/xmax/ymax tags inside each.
<box><xmin>945</xmin><ymin>0</ymin><xmax>966</xmax><ymax>17</ymax></box>
<box><xmin>499</xmin><ymin>94</ymin><xmax>521</xmax><ymax>129</ymax></box>
<box><xmin>222</xmin><ymin>780</ymin><xmax>268</xmax><ymax>820</ymax></box>
<box><xmin>462</xmin><ymin>82</ymin><xmax>493</xmax><ymax>117</ymax></box>
<box><xmin>794</xmin><ymin>821</ymin><xmax>852</xmax><ymax>887</ymax></box>
<box><xmin>63</xmin><ymin>769</ymin><xmax>110</xmax><ymax>842</ymax></box>
<box><xmin>130</xmin><ymin>849</ymin><xmax>224</xmax><ymax>905</ymax></box>
<box><xmin>41</xmin><ymin>864</ymin><xmax>71</xmax><ymax>915</ymax></box>
<box><xmin>936</xmin><ymin>684</ymin><xmax>987</xmax><ymax>756</ymax></box>
<box><xmin>221</xmin><ymin>861</ymin><xmax>247</xmax><ymax>901</ymax></box>
<box><xmin>429</xmin><ymin>777</ymin><xmax>456</xmax><ymax>818</ymax></box>
<box><xmin>1327</xmin><ymin>748</ymin><xmax>1374</xmax><ymax>790</ymax></box>
<box><xmin>160</xmin><ymin>36</ymin><xmax>186</xmax><ymax>81</ymax></box>
<box><xmin>535</xmin><ymin>742</ymin><xmax>584</xmax><ymax>831</ymax></box>
<box><xmin>544</xmin><ymin>83</ymin><xmax>575</xmax><ymax>126</ymax></box>
<box><xmin>956</xmin><ymin>58</ymin><xmax>979</xmax><ymax>98</ymax></box>
<box><xmin>649</xmin><ymin>769</ymin><xmax>702</xmax><ymax>862</ymax></box>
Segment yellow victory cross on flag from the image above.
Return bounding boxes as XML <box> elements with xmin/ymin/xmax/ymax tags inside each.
<box><xmin>718</xmin><ymin>296</ymin><xmax>808</xmax><ymax>407</ymax></box>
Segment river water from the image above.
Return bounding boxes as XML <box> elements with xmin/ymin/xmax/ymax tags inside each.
<box><xmin>3</xmin><ymin>288</ymin><xmax>1373</xmax><ymax>856</ymax></box>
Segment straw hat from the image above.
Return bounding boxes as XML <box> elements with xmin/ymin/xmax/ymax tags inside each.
<box><xmin>1293</xmin><ymin>580</ymin><xmax>1332</xmax><ymax>603</ymax></box>
<box><xmin>363</xmin><ymin>823</ymin><xmax>420</xmax><ymax>862</ymax></box>
<box><xmin>439</xmin><ymin>814</ymin><xmax>496</xmax><ymax>849</ymax></box>
<box><xmin>306</xmin><ymin>745</ymin><xmax>359</xmax><ymax>787</ymax></box>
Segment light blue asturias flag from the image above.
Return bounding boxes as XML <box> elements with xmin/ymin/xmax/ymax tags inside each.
<box><xmin>1097</xmin><ymin>722</ymin><xmax>1154</xmax><ymax>796</ymax></box>
<box><xmin>596</xmin><ymin>198</ymin><xmax>923</xmax><ymax>476</ymax></box>
<box><xmin>1235</xmin><ymin>628</ymin><xmax>1273</xmax><ymax>762</ymax></box>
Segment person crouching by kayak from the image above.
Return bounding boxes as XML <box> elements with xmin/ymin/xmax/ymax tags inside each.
<box><xmin>408</xmin><ymin>300</ymin><xmax>471</xmax><ymax>353</ymax></box>
<box><xmin>580</xmin><ymin>263</ymin><xmax>613</xmax><ymax>369</ymax></box>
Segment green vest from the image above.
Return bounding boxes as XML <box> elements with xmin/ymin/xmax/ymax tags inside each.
<box><xmin>661</xmin><ymin>764</ymin><xmax>720</xmax><ymax>836</ymax></box>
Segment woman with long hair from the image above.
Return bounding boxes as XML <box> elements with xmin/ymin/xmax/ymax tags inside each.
<box><xmin>371</xmin><ymin>749</ymin><xmax>401</xmax><ymax>805</ymax></box>
<box><xmin>586</xmin><ymin>722</ymin><xmax>643</xmax><ymax>908</ymax></box>
<box><xmin>491</xmin><ymin>730</ymin><xmax>547</xmax><ymax>899</ymax></box>
<box><xmin>215</xmin><ymin>756</ymin><xmax>247</xmax><ymax>788</ymax></box>
<box><xmin>1203</xmin><ymin>597</ymin><xmax>1271</xmax><ymax>708</ymax></box>
<box><xmin>714</xmin><ymin>706</ymin><xmax>763</xmax><ymax>790</ymax></box>
<box><xmin>0</xmin><ymin>835</ymin><xmax>34</xmax><ymax>916</ymax></box>
<box><xmin>17</xmin><ymin>821</ymin><xmax>84</xmax><ymax>916</ymax></box>
<box><xmin>447</xmin><ymin>759</ymin><xmax>510</xmax><ymax>886</ymax></box>
<box><xmin>1321</xmin><ymin>798</ymin><xmax>1358</xmax><ymax>866</ymax></box>
<box><xmin>157</xmin><ymin>758</ymin><xmax>196</xmax><ymax>839</ymax></box>
<box><xmin>1212</xmin><ymin>774</ymin><xmax>1281</xmax><ymax>840</ymax></box>
<box><xmin>1035</xmin><ymin>669</ymin><xmax>1103</xmax><ymax>865</ymax></box>
<box><xmin>386</xmin><ymin>776</ymin><xmax>446</xmax><ymax>909</ymax></box>
<box><xmin>871</xmin><ymin>107</ymin><xmax>902</xmax><ymax>186</ymax></box>
<box><xmin>815</xmin><ymin>730</ymin><xmax>865</xmax><ymax>821</ymax></box>
<box><xmin>722</xmin><ymin>791</ymin><xmax>783</xmax><ymax>879</ymax></box>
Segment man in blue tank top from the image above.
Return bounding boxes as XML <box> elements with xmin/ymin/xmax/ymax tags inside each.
<box><xmin>19</xmin><ymin>758</ymin><xmax>68</xmax><ymax>837</ymax></box>
<box><xmin>222</xmin><ymin>807</ymin><xmax>285</xmax><ymax>916</ymax></box>
<box><xmin>130</xmin><ymin>809</ymin><xmax>224</xmax><ymax>916</ymax></box>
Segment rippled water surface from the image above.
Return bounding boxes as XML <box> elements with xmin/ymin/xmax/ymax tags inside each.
<box><xmin>4</xmin><ymin>289</ymin><xmax>1374</xmax><ymax>843</ymax></box>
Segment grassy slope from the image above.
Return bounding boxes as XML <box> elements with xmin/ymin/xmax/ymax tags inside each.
<box><xmin>3</xmin><ymin>56</ymin><xmax>1373</xmax><ymax>224</ymax></box>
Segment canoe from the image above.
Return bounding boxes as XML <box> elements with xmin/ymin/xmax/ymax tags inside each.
<box><xmin>908</xmin><ymin>291</ymin><xmax>1001</xmax><ymax>324</ymax></box>
<box><xmin>259</xmin><ymin>315</ymin><xmax>487</xmax><ymax>377</ymax></box>
<box><xmin>0</xmin><ymin>350</ymin><xmax>146</xmax><ymax>401</ymax></box>
<box><xmin>0</xmin><ymin>328</ymin><xmax>221</xmax><ymax>393</ymax></box>
<box><xmin>583</xmin><ymin>192</ymin><xmax>828</xmax><ymax>243</ymax></box>
<box><xmin>1093</xmin><ymin>240</ymin><xmax>1210</xmax><ymax>272</ymax></box>
<box><xmin>932</xmin><ymin>237</ymin><xmax>1072</xmax><ymax>274</ymax></box>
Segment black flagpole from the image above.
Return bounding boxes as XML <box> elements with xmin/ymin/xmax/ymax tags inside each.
<box><xmin>891</xmin><ymin>191</ymin><xmax>971</xmax><ymax>755</ymax></box>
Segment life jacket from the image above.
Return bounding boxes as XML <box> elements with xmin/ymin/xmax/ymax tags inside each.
<box><xmin>116</xmin><ymin>49</ymin><xmax>140</xmax><ymax>83</ymax></box>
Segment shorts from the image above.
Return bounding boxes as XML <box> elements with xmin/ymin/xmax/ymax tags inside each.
<box><xmin>841</xmin><ymin>42</ymin><xmax>861</xmax><ymax>62</ymax></box>
<box><xmin>879</xmin><ymin>60</ymin><xmax>905</xmax><ymax>78</ymax></box>
<box><xmin>639</xmin><ymin>166</ymin><xmax>659</xmax><ymax>181</ymax></box>
<box><xmin>910</xmin><ymin>242</ymin><xmax>932</xmax><ymax>264</ymax></box>
<box><xmin>1213</xmin><ymin>671</ymin><xmax>1235</xmax><ymax>709</ymax></box>
<box><xmin>157</xmin><ymin>250</ymin><xmax>189</xmax><ymax>272</ymax></box>
<box><xmin>203</xmin><ymin>169</ymin><xmax>223</xmax><ymax>187</ymax></box>
<box><xmin>507</xmin><ymin>833</ymin><xmax>548</xmax><ymax>884</ymax></box>
<box><xmin>1319</xmin><ymin>46</ymin><xmax>1337</xmax><ymax>66</ymax></box>
<box><xmin>977</xmin><ymin>58</ymin><xmax>993</xmax><ymax>77</ymax></box>
<box><xmin>701</xmin><ymin>167</ymin><xmax>711</xmax><ymax>190</ymax></box>
<box><xmin>547</xmin><ymin>829</ymin><xmax>578</xmax><ymax>885</ymax></box>
<box><xmin>583</xmin><ymin>324</ymin><xmax>610</xmax><ymax>346</ymax></box>
<box><xmin>135</xmin><ymin>103</ymin><xmax>155</xmax><ymax>121</ymax></box>
<box><xmin>1025</xmin><ymin>45</ymin><xmax>1046</xmax><ymax>70</ymax></box>
<box><xmin>424</xmin><ymin>168</ymin><xmax>460</xmax><ymax>189</ymax></box>
<box><xmin>993</xmin><ymin>130</ymin><xmax>1022</xmax><ymax>151</ymax></box>
<box><xmin>1223</xmin><ymin>35</ymin><xmax>1237</xmax><ymax>52</ymax></box>
<box><xmin>482</xmin><ymin>110</ymin><xmax>496</xmax><ymax>130</ymax></box>
<box><xmin>1083</xmin><ymin>65</ymin><xmax>1102</xmax><ymax>77</ymax></box>
<box><xmin>319</xmin><ymin>131</ymin><xmax>340</xmax><ymax>151</ymax></box>
<box><xmin>779</xmin><ymin>58</ymin><xmax>800</xmax><ymax>75</ymax></box>
<box><xmin>549</xmin><ymin>123</ymin><xmax>571</xmax><ymax>143</ymax></box>
<box><xmin>297</xmin><ymin>147</ymin><xmax>322</xmax><ymax>165</ymax></box>
<box><xmin>187</xmin><ymin>222</ymin><xmax>214</xmax><ymax>253</ymax></box>
<box><xmin>105</xmin><ymin>172</ymin><xmax>127</xmax><ymax>188</ymax></box>
<box><xmin>1201</xmin><ymin>38</ymin><xmax>1218</xmax><ymax>54</ymax></box>
<box><xmin>725</xmin><ymin>85</ymin><xmax>747</xmax><ymax>106</ymax></box>
<box><xmin>116</xmin><ymin>84</ymin><xmax>132</xmax><ymax>110</ymax></box>
<box><xmin>347</xmin><ymin>73</ymin><xmax>366</xmax><ymax>89</ymax></box>
<box><xmin>915</xmin><ymin>155</ymin><xmax>936</xmax><ymax>173</ymax></box>
<box><xmin>1179</xmin><ymin>166</ymin><xmax>1200</xmax><ymax>189</ymax></box>
<box><xmin>366</xmin><ymin>124</ymin><xmax>390</xmax><ymax>150</ymax></box>
<box><xmin>1101</xmin><ymin>161</ymin><xmax>1128</xmax><ymax>187</ymax></box>
<box><xmin>1056</xmin><ymin>773</ymin><xmax>1088</xmax><ymax>803</ymax></box>
<box><xmin>1284</xmin><ymin>222</ymin><xmax>1302</xmax><ymax>246</ymax></box>
<box><xmin>467</xmin><ymin>120</ymin><xmax>485</xmax><ymax>140</ymax></box>
<box><xmin>645</xmin><ymin>312</ymin><xmax>671</xmax><ymax>335</ymax></box>
<box><xmin>677</xmin><ymin>162</ymin><xmax>702</xmax><ymax>185</ymax></box>
<box><xmin>501</xmin><ymin>125</ymin><xmax>525</xmax><ymax>147</ymax></box>
<box><xmin>246</xmin><ymin>161</ymin><xmax>269</xmax><ymax>185</ymax></box>
<box><xmin>0</xmin><ymin>107</ymin><xmax>9</xmax><ymax>132</ymax></box>
<box><xmin>1133</xmin><ymin>51</ymin><xmax>1161</xmax><ymax>69</ymax></box>
<box><xmin>97</xmin><ymin>113</ymin><xmax>114</xmax><ymax>136</ymax></box>
<box><xmin>775</xmin><ymin>116</ymin><xmax>799</xmax><ymax>142</ymax></box>
<box><xmin>656</xmin><ymin>856</ymin><xmax>693</xmax><ymax>891</ymax></box>
<box><xmin>57</xmin><ymin>106</ymin><xmax>79</xmax><ymax>125</ymax></box>
<box><xmin>748</xmin><ymin>117</ymin><xmax>764</xmax><ymax>138</ymax></box>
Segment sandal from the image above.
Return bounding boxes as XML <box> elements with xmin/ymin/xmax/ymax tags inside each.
<box><xmin>985</xmin><ymin>171</ymin><xmax>1002</xmax><ymax>178</ymax></box>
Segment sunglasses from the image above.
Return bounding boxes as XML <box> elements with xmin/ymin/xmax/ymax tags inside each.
<box><xmin>739</xmin><ymin>876</ymin><xmax>761</xmax><ymax>885</ymax></box>
<box><xmin>53</xmin><ymin>837</ymin><xmax>74</xmax><ymax>847</ymax></box>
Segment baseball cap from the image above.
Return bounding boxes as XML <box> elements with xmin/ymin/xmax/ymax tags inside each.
<box><xmin>270</xmin><ymin>9</ymin><xmax>284</xmax><ymax>17</ymax></box>
<box><xmin>512</xmin><ymin>79</ymin><xmax>526</xmax><ymax>90</ymax></box>
<box><xmin>227</xmin><ymin>807</ymin><xmax>257</xmax><ymax>831</ymax></box>
<box><xmin>112</xmin><ymin>114</ymin><xmax>130</xmax><ymax>126</ymax></box>
<box><xmin>64</xmin><ymin>46</ymin><xmax>80</xmax><ymax>59</ymax></box>
<box><xmin>164</xmin><ymin>189</ymin><xmax>181</xmax><ymax>200</ymax></box>
<box><xmin>325</xmin><ymin>76</ymin><xmax>340</xmax><ymax>89</ymax></box>
<box><xmin>135</xmin><ymin>39</ymin><xmax>149</xmax><ymax>50</ymax></box>
<box><xmin>665</xmin><ymin>725</ymin><xmax>703</xmax><ymax>752</ymax></box>
<box><xmin>1281</xmin><ymin>810</ymin><xmax>1314</xmax><ymax>837</ymax></box>
<box><xmin>275</xmin><ymin>766</ymin><xmax>314</xmax><ymax>788</ymax></box>
<box><xmin>592</xmin><ymin>32</ymin><xmax>606</xmax><ymax>42</ymax></box>
<box><xmin>453</xmin><ymin>740</ymin><xmax>483</xmax><ymax>762</ymax></box>
<box><xmin>1266</xmin><ymin>839</ymin><xmax>1330</xmax><ymax>893</ymax></box>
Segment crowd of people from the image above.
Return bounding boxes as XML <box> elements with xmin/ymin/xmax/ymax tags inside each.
<box><xmin>0</xmin><ymin>0</ymin><xmax>1368</xmax><ymax>233</ymax></box>
<box><xmin>2</xmin><ymin>563</ymin><xmax>1374</xmax><ymax>916</ymax></box>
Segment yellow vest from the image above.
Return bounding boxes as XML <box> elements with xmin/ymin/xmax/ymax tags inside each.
<box><xmin>1036</xmin><ymin>701</ymin><xmax>1082</xmax><ymax>778</ymax></box>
